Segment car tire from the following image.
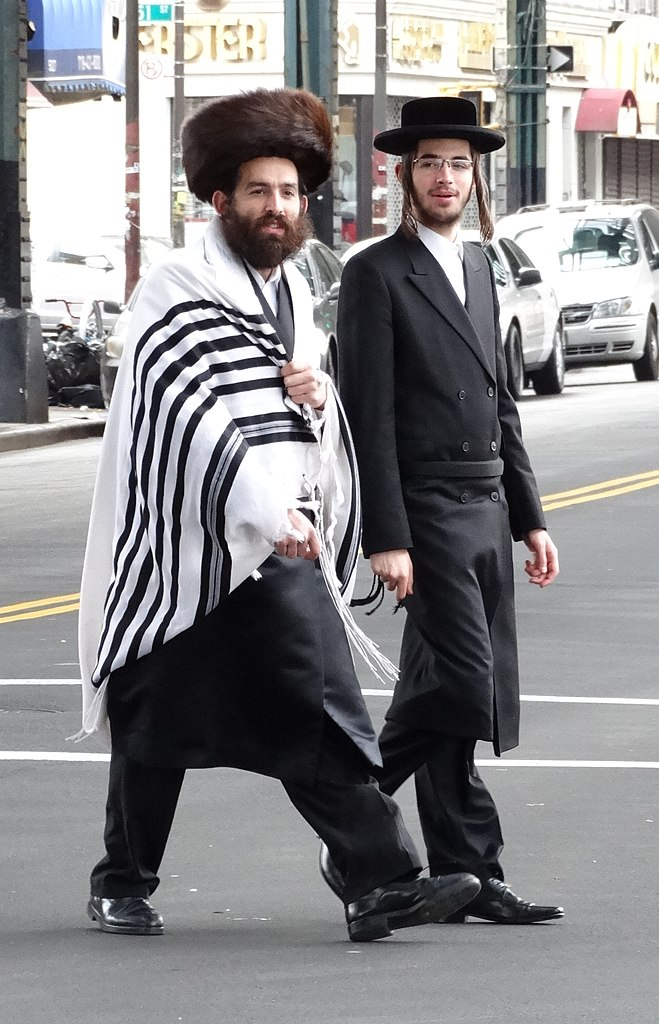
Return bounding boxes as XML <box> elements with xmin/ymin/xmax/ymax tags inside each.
<box><xmin>633</xmin><ymin>312</ymin><xmax>659</xmax><ymax>382</ymax></box>
<box><xmin>505</xmin><ymin>324</ymin><xmax>524</xmax><ymax>400</ymax></box>
<box><xmin>532</xmin><ymin>322</ymin><xmax>565</xmax><ymax>395</ymax></box>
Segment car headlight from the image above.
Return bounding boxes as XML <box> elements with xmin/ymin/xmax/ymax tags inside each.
<box><xmin>592</xmin><ymin>296</ymin><xmax>634</xmax><ymax>318</ymax></box>
<box><xmin>105</xmin><ymin>334</ymin><xmax>124</xmax><ymax>360</ymax></box>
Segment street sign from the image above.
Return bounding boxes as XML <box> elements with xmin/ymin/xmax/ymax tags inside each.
<box><xmin>138</xmin><ymin>4</ymin><xmax>173</xmax><ymax>23</ymax></box>
<box><xmin>547</xmin><ymin>45</ymin><xmax>574</xmax><ymax>74</ymax></box>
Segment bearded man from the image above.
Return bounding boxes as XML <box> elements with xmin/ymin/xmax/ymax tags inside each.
<box><xmin>76</xmin><ymin>88</ymin><xmax>480</xmax><ymax>942</ymax></box>
<box><xmin>325</xmin><ymin>97</ymin><xmax>564</xmax><ymax>925</ymax></box>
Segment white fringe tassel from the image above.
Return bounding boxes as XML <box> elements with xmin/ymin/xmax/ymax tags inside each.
<box><xmin>314</xmin><ymin>489</ymin><xmax>398</xmax><ymax>686</ymax></box>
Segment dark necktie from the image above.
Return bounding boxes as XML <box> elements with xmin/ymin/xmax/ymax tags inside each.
<box><xmin>245</xmin><ymin>265</ymin><xmax>295</xmax><ymax>359</ymax></box>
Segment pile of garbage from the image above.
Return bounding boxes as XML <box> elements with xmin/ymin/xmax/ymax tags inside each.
<box><xmin>43</xmin><ymin>322</ymin><xmax>104</xmax><ymax>408</ymax></box>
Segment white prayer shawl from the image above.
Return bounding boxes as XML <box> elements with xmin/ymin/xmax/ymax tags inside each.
<box><xmin>76</xmin><ymin>218</ymin><xmax>392</xmax><ymax>747</ymax></box>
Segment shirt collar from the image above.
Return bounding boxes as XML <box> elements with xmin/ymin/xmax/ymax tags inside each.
<box><xmin>416</xmin><ymin>222</ymin><xmax>464</xmax><ymax>262</ymax></box>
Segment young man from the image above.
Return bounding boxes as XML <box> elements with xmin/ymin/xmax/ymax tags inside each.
<box><xmin>76</xmin><ymin>88</ymin><xmax>479</xmax><ymax>942</ymax></box>
<box><xmin>329</xmin><ymin>97</ymin><xmax>564</xmax><ymax>924</ymax></box>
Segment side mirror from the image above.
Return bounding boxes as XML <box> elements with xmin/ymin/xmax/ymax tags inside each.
<box><xmin>103</xmin><ymin>300</ymin><xmax>124</xmax><ymax>315</ymax></box>
<box><xmin>516</xmin><ymin>266</ymin><xmax>542</xmax><ymax>287</ymax></box>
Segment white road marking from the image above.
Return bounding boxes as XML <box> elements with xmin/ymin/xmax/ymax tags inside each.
<box><xmin>2</xmin><ymin>681</ymin><xmax>659</xmax><ymax>706</ymax></box>
<box><xmin>1</xmin><ymin>751</ymin><xmax>659</xmax><ymax>768</ymax></box>
<box><xmin>362</xmin><ymin>690</ymin><xmax>659</xmax><ymax>705</ymax></box>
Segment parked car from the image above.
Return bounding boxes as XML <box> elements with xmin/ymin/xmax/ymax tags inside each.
<box><xmin>30</xmin><ymin>234</ymin><xmax>172</xmax><ymax>341</ymax></box>
<box><xmin>496</xmin><ymin>201</ymin><xmax>659</xmax><ymax>381</ymax></box>
<box><xmin>341</xmin><ymin>231</ymin><xmax>565</xmax><ymax>398</ymax></box>
<box><xmin>290</xmin><ymin>237</ymin><xmax>342</xmax><ymax>380</ymax></box>
<box><xmin>100</xmin><ymin>238</ymin><xmax>342</xmax><ymax>407</ymax></box>
<box><xmin>476</xmin><ymin>234</ymin><xmax>565</xmax><ymax>398</ymax></box>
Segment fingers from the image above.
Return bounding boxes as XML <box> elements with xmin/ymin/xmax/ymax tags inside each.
<box><xmin>274</xmin><ymin>510</ymin><xmax>321</xmax><ymax>560</ymax></box>
<box><xmin>281</xmin><ymin>361</ymin><xmax>327</xmax><ymax>409</ymax></box>
<box><xmin>523</xmin><ymin>530</ymin><xmax>559</xmax><ymax>588</ymax></box>
<box><xmin>370</xmin><ymin>550</ymin><xmax>414</xmax><ymax>601</ymax></box>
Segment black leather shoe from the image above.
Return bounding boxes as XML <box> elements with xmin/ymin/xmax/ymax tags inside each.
<box><xmin>443</xmin><ymin>878</ymin><xmax>564</xmax><ymax>924</ymax></box>
<box><xmin>346</xmin><ymin>873</ymin><xmax>481</xmax><ymax>942</ymax></box>
<box><xmin>87</xmin><ymin>896</ymin><xmax>164</xmax><ymax>935</ymax></box>
<box><xmin>319</xmin><ymin>842</ymin><xmax>346</xmax><ymax>899</ymax></box>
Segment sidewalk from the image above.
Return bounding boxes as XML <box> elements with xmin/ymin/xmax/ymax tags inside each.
<box><xmin>0</xmin><ymin>406</ymin><xmax>107</xmax><ymax>453</ymax></box>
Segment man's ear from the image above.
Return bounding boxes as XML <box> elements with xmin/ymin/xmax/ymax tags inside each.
<box><xmin>395</xmin><ymin>162</ymin><xmax>403</xmax><ymax>183</ymax></box>
<box><xmin>299</xmin><ymin>194</ymin><xmax>309</xmax><ymax>215</ymax></box>
<box><xmin>212</xmin><ymin>190</ymin><xmax>229</xmax><ymax>217</ymax></box>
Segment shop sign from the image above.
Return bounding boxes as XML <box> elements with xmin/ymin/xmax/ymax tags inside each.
<box><xmin>390</xmin><ymin>17</ymin><xmax>443</xmax><ymax>67</ymax></box>
<box><xmin>139</xmin><ymin>16</ymin><xmax>268</xmax><ymax>65</ymax></box>
<box><xmin>458</xmin><ymin>22</ymin><xmax>494</xmax><ymax>72</ymax></box>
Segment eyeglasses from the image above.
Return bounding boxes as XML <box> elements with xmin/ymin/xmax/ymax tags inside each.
<box><xmin>412</xmin><ymin>157</ymin><xmax>474</xmax><ymax>175</ymax></box>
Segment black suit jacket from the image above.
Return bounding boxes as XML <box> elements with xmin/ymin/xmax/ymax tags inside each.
<box><xmin>338</xmin><ymin>227</ymin><xmax>545</xmax><ymax>556</ymax></box>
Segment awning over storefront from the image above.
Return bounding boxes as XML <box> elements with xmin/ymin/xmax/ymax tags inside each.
<box><xmin>575</xmin><ymin>88</ymin><xmax>640</xmax><ymax>137</ymax></box>
<box><xmin>27</xmin><ymin>0</ymin><xmax>125</xmax><ymax>104</ymax></box>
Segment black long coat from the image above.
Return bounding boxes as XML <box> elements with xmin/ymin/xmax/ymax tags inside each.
<box><xmin>337</xmin><ymin>228</ymin><xmax>546</xmax><ymax>753</ymax></box>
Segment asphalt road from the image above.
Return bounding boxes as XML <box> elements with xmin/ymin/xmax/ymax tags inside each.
<box><xmin>1</xmin><ymin>366</ymin><xmax>658</xmax><ymax>1024</ymax></box>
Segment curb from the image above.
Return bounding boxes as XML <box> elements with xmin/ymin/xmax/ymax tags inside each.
<box><xmin>0</xmin><ymin>418</ymin><xmax>106</xmax><ymax>453</ymax></box>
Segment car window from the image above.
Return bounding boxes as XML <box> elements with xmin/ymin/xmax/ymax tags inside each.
<box><xmin>312</xmin><ymin>246</ymin><xmax>341</xmax><ymax>293</ymax></box>
<box><xmin>499</xmin><ymin>237</ymin><xmax>534</xmax><ymax>271</ymax></box>
<box><xmin>292</xmin><ymin>251</ymin><xmax>317</xmax><ymax>297</ymax></box>
<box><xmin>556</xmin><ymin>217</ymin><xmax>637</xmax><ymax>270</ymax></box>
<box><xmin>483</xmin><ymin>243</ymin><xmax>508</xmax><ymax>287</ymax></box>
<box><xmin>637</xmin><ymin>210</ymin><xmax>659</xmax><ymax>266</ymax></box>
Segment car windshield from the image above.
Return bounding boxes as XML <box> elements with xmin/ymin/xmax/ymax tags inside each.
<box><xmin>514</xmin><ymin>217</ymin><xmax>638</xmax><ymax>274</ymax></box>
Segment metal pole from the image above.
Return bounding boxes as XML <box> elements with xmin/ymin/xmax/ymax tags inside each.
<box><xmin>373</xmin><ymin>0</ymin><xmax>386</xmax><ymax>137</ymax></box>
<box><xmin>0</xmin><ymin>0</ymin><xmax>30</xmax><ymax>311</ymax></box>
<box><xmin>125</xmin><ymin>0</ymin><xmax>141</xmax><ymax>302</ymax></box>
<box><xmin>171</xmin><ymin>0</ymin><xmax>185</xmax><ymax>248</ymax></box>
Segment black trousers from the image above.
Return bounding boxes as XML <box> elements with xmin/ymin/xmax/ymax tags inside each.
<box><xmin>90</xmin><ymin>715</ymin><xmax>421</xmax><ymax>906</ymax></box>
<box><xmin>377</xmin><ymin>719</ymin><xmax>504</xmax><ymax>883</ymax></box>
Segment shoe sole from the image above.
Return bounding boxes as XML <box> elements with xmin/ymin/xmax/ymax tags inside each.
<box><xmin>86</xmin><ymin>902</ymin><xmax>164</xmax><ymax>936</ymax></box>
<box><xmin>444</xmin><ymin>908</ymin><xmax>564</xmax><ymax>924</ymax></box>
<box><xmin>348</xmin><ymin>874</ymin><xmax>482</xmax><ymax>942</ymax></box>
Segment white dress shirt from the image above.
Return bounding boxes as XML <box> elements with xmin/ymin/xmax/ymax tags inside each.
<box><xmin>416</xmin><ymin>223</ymin><xmax>465</xmax><ymax>305</ymax></box>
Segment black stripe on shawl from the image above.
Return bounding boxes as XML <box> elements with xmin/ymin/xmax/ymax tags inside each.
<box><xmin>334</xmin><ymin>392</ymin><xmax>361</xmax><ymax>592</ymax></box>
<box><xmin>197</xmin><ymin>426</ymin><xmax>248</xmax><ymax>616</ymax></box>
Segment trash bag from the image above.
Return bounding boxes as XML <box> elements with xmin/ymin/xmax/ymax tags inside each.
<box><xmin>44</xmin><ymin>327</ymin><xmax>103</xmax><ymax>394</ymax></box>
<box><xmin>56</xmin><ymin>384</ymin><xmax>105</xmax><ymax>409</ymax></box>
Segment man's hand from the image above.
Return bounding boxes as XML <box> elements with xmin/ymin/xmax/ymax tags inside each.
<box><xmin>282</xmin><ymin>361</ymin><xmax>327</xmax><ymax>410</ymax></box>
<box><xmin>274</xmin><ymin>509</ymin><xmax>321</xmax><ymax>560</ymax></box>
<box><xmin>522</xmin><ymin>529</ymin><xmax>559</xmax><ymax>587</ymax></box>
<box><xmin>370</xmin><ymin>549</ymin><xmax>414</xmax><ymax>603</ymax></box>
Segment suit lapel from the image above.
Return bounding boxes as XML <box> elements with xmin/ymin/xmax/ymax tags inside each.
<box><xmin>400</xmin><ymin>230</ymin><xmax>494</xmax><ymax>379</ymax></box>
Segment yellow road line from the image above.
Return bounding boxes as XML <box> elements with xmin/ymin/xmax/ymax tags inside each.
<box><xmin>542</xmin><ymin>470</ymin><xmax>659</xmax><ymax>511</ymax></box>
<box><xmin>0</xmin><ymin>602</ymin><xmax>80</xmax><ymax>624</ymax></box>
<box><xmin>0</xmin><ymin>593</ymin><xmax>80</xmax><ymax>614</ymax></box>
<box><xmin>1</xmin><ymin>470</ymin><xmax>658</xmax><ymax>623</ymax></box>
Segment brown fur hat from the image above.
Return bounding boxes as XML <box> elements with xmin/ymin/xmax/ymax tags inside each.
<box><xmin>181</xmin><ymin>88</ymin><xmax>333</xmax><ymax>202</ymax></box>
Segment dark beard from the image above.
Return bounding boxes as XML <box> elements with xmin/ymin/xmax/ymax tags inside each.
<box><xmin>221</xmin><ymin>205</ymin><xmax>312</xmax><ymax>268</ymax></box>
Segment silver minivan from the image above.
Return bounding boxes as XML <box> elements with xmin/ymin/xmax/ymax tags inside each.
<box><xmin>496</xmin><ymin>201</ymin><xmax>659</xmax><ymax>381</ymax></box>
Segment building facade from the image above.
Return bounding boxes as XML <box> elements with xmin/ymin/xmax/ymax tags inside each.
<box><xmin>26</xmin><ymin>0</ymin><xmax>659</xmax><ymax>253</ymax></box>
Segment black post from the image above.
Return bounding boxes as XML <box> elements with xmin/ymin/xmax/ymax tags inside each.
<box><xmin>0</xmin><ymin>0</ymin><xmax>48</xmax><ymax>423</ymax></box>
<box><xmin>125</xmin><ymin>0</ymin><xmax>141</xmax><ymax>301</ymax></box>
<box><xmin>506</xmin><ymin>0</ymin><xmax>547</xmax><ymax>212</ymax></box>
<box><xmin>171</xmin><ymin>0</ymin><xmax>185</xmax><ymax>248</ymax></box>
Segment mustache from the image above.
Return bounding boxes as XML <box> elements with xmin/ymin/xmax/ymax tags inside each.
<box><xmin>257</xmin><ymin>213</ymin><xmax>288</xmax><ymax>228</ymax></box>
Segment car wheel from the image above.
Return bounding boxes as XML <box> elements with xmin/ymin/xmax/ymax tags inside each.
<box><xmin>505</xmin><ymin>324</ymin><xmax>524</xmax><ymax>400</ymax></box>
<box><xmin>633</xmin><ymin>312</ymin><xmax>659</xmax><ymax>381</ymax></box>
<box><xmin>532</xmin><ymin>322</ymin><xmax>565</xmax><ymax>395</ymax></box>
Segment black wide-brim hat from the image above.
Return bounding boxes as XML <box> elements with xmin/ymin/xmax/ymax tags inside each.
<box><xmin>374</xmin><ymin>97</ymin><xmax>505</xmax><ymax>155</ymax></box>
